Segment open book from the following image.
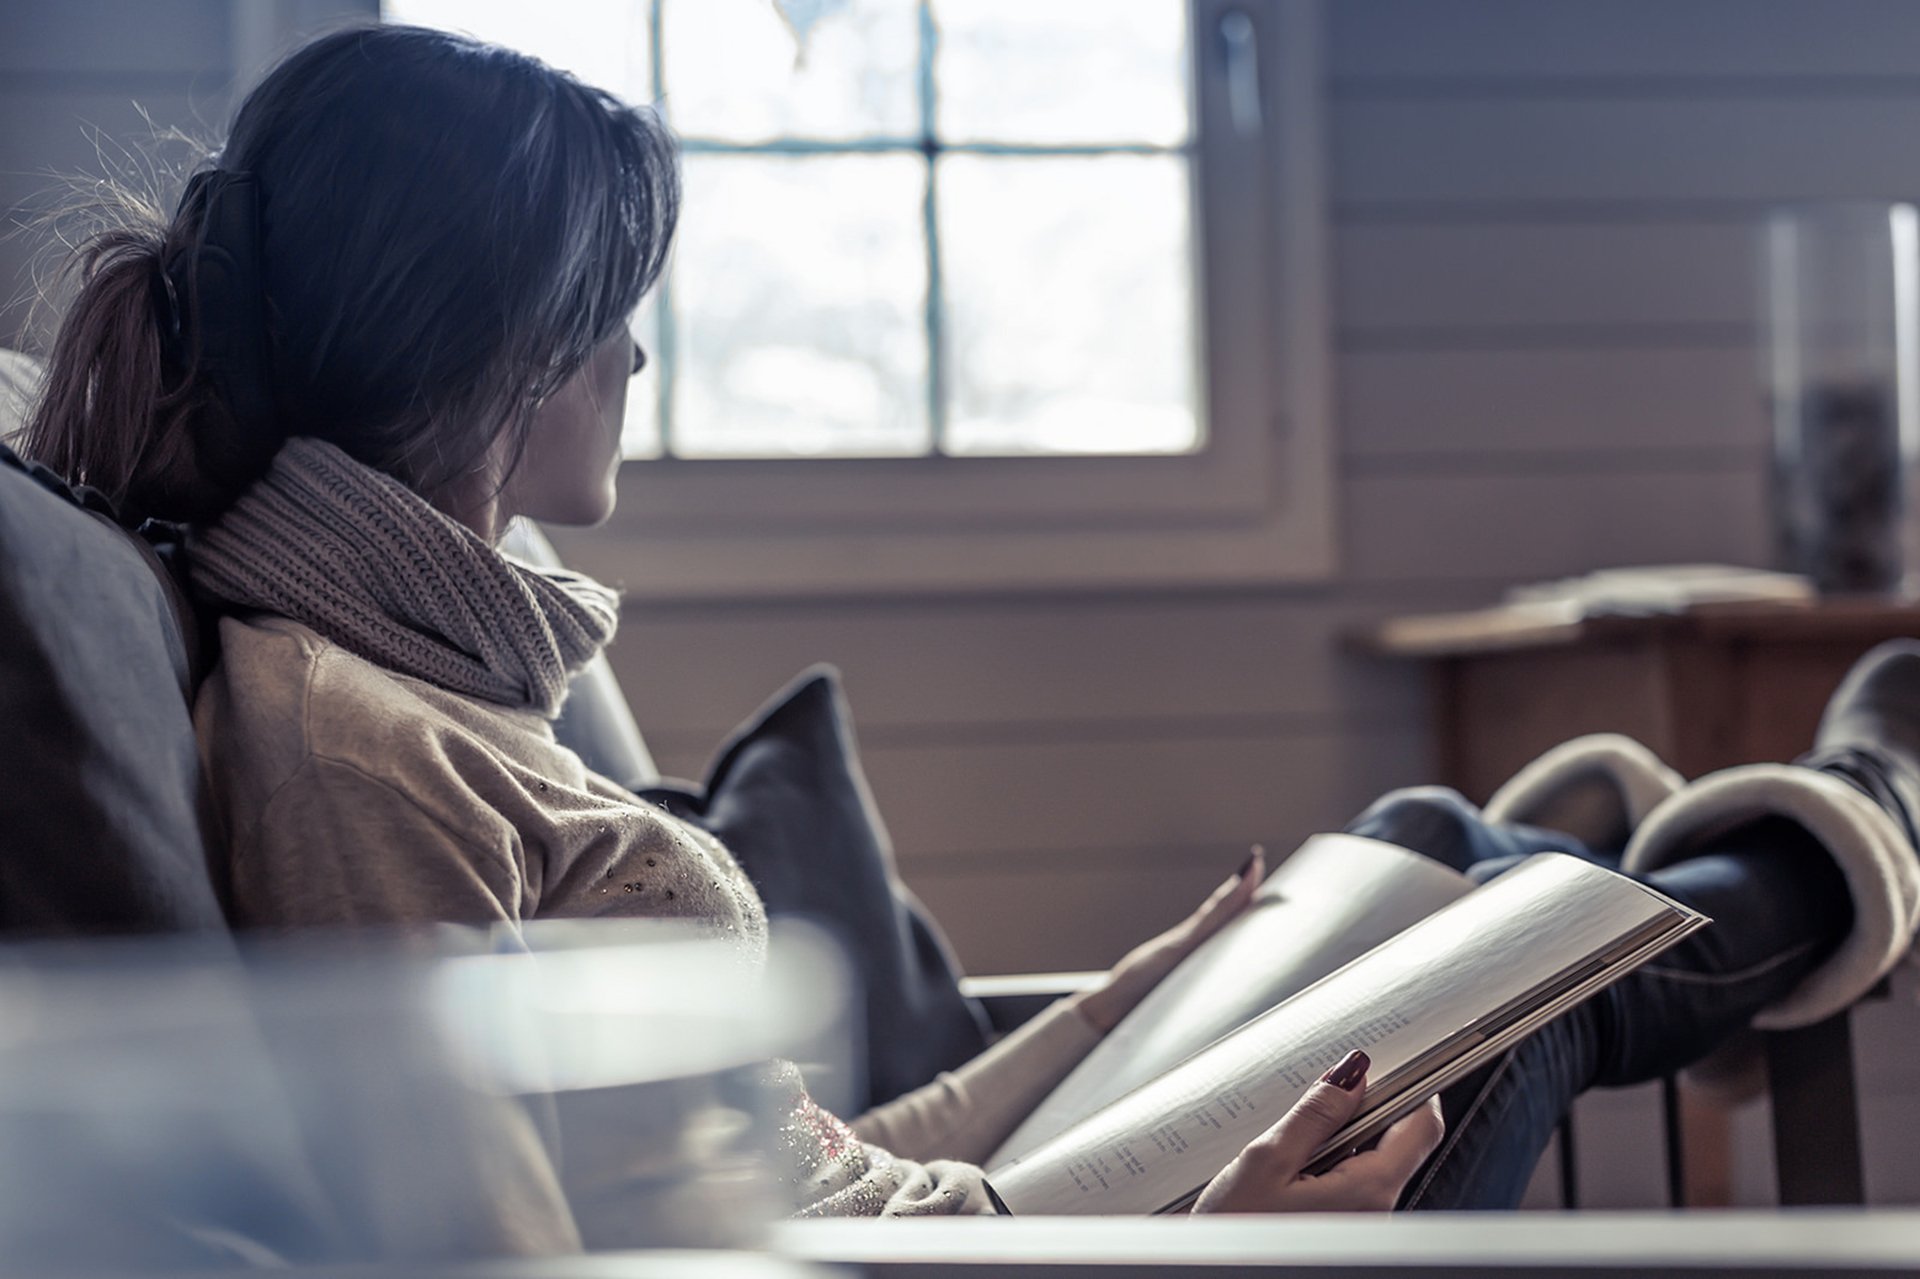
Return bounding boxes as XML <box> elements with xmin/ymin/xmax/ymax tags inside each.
<box><xmin>985</xmin><ymin>836</ymin><xmax>1709</xmax><ymax>1215</ymax></box>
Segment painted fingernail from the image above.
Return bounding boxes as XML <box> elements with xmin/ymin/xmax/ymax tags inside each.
<box><xmin>1239</xmin><ymin>845</ymin><xmax>1264</xmax><ymax>879</ymax></box>
<box><xmin>1321</xmin><ymin>1049</ymin><xmax>1369</xmax><ymax>1091</ymax></box>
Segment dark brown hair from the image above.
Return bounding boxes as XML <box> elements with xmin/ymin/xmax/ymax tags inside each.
<box><xmin>17</xmin><ymin>24</ymin><xmax>679</xmax><ymax>524</ymax></box>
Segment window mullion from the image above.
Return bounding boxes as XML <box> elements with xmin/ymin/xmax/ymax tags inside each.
<box><xmin>651</xmin><ymin>0</ymin><xmax>679</xmax><ymax>458</ymax></box>
<box><xmin>918</xmin><ymin>0</ymin><xmax>947</xmax><ymax>457</ymax></box>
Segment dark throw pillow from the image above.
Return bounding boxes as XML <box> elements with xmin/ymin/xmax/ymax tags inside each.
<box><xmin>641</xmin><ymin>666</ymin><xmax>989</xmax><ymax>1111</ymax></box>
<box><xmin>0</xmin><ymin>444</ymin><xmax>226</xmax><ymax>935</ymax></box>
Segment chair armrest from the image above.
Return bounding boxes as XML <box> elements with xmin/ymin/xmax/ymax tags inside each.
<box><xmin>959</xmin><ymin>972</ymin><xmax>1104</xmax><ymax>1035</ymax></box>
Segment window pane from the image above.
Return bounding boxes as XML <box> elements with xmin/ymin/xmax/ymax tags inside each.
<box><xmin>940</xmin><ymin>155</ymin><xmax>1198</xmax><ymax>457</ymax></box>
<box><xmin>663</xmin><ymin>0</ymin><xmax>920</xmax><ymax>142</ymax></box>
<box><xmin>933</xmin><ymin>0</ymin><xmax>1188</xmax><ymax>147</ymax></box>
<box><xmin>671</xmin><ymin>154</ymin><xmax>930</xmax><ymax>458</ymax></box>
<box><xmin>383</xmin><ymin>0</ymin><xmax>652</xmax><ymax>103</ymax></box>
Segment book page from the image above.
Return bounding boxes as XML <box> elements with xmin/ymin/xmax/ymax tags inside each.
<box><xmin>991</xmin><ymin>835</ymin><xmax>1472</xmax><ymax>1165</ymax></box>
<box><xmin>988</xmin><ymin>854</ymin><xmax>1704</xmax><ymax>1216</ymax></box>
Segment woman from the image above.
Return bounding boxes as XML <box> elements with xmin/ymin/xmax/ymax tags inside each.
<box><xmin>15</xmin><ymin>21</ymin><xmax>1916</xmax><ymax>1244</ymax></box>
<box><xmin>14</xmin><ymin>25</ymin><xmax>1444</xmax><ymax>1236</ymax></box>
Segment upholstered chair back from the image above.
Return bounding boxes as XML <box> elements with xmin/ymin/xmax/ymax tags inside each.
<box><xmin>0</xmin><ymin>445</ymin><xmax>227</xmax><ymax>933</ymax></box>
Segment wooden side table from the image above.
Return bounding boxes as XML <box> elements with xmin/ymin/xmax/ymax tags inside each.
<box><xmin>1360</xmin><ymin>597</ymin><xmax>1920</xmax><ymax>1208</ymax></box>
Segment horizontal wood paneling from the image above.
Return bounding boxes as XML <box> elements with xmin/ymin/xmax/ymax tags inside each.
<box><xmin>2</xmin><ymin>86</ymin><xmax>220</xmax><ymax>349</ymax></box>
<box><xmin>907</xmin><ymin>860</ymin><xmax>1266</xmax><ymax>974</ymax></box>
<box><xmin>1341</xmin><ymin>346</ymin><xmax>1764</xmax><ymax>459</ymax></box>
<box><xmin>608</xmin><ymin>593</ymin><xmax>1461</xmax><ymax>741</ymax></box>
<box><xmin>866</xmin><ymin>725</ymin><xmax>1428</xmax><ymax>862</ymax></box>
<box><xmin>0</xmin><ymin>87</ymin><xmax>221</xmax><ymax>300</ymax></box>
<box><xmin>0</xmin><ymin>89</ymin><xmax>218</xmax><ymax>349</ymax></box>
<box><xmin>648</xmin><ymin>723</ymin><xmax>1430</xmax><ymax>864</ymax></box>
<box><xmin>1336</xmin><ymin>223</ymin><xmax>1755</xmax><ymax>334</ymax></box>
<box><xmin>1330</xmin><ymin>0</ymin><xmax>1920</xmax><ymax>82</ymax></box>
<box><xmin>1345</xmin><ymin>467</ymin><xmax>1768</xmax><ymax>583</ymax></box>
<box><xmin>1335</xmin><ymin>97</ymin><xmax>1920</xmax><ymax>208</ymax></box>
<box><xmin>0</xmin><ymin>89</ymin><xmax>225</xmax><ymax>186</ymax></box>
<box><xmin>1</xmin><ymin>1</ymin><xmax>230</xmax><ymax>76</ymax></box>
<box><xmin>0</xmin><ymin>3</ymin><xmax>228</xmax><ymax>354</ymax></box>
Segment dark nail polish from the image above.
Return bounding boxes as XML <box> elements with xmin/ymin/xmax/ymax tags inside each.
<box><xmin>1237</xmin><ymin>851</ymin><xmax>1258</xmax><ymax>879</ymax></box>
<box><xmin>1321</xmin><ymin>1049</ymin><xmax>1369</xmax><ymax>1091</ymax></box>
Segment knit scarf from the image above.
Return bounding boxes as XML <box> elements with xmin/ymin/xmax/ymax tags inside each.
<box><xmin>189</xmin><ymin>437</ymin><xmax>620</xmax><ymax>717</ymax></box>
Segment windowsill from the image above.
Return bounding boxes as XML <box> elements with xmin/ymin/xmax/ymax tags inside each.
<box><xmin>545</xmin><ymin>504</ymin><xmax>1337</xmax><ymax>603</ymax></box>
<box><xmin>544</xmin><ymin>408</ymin><xmax>1335</xmax><ymax>603</ymax></box>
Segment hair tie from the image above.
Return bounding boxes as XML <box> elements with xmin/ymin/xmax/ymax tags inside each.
<box><xmin>167</xmin><ymin>168</ymin><xmax>281</xmax><ymax>489</ymax></box>
<box><xmin>149</xmin><ymin>253</ymin><xmax>183</xmax><ymax>349</ymax></box>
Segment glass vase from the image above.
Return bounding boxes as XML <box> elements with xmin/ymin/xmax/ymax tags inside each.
<box><xmin>1763</xmin><ymin>202</ymin><xmax>1920</xmax><ymax>595</ymax></box>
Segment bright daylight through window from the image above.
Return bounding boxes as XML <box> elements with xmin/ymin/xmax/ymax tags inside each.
<box><xmin>386</xmin><ymin>0</ymin><xmax>1200</xmax><ymax>462</ymax></box>
<box><xmin>381</xmin><ymin>1</ymin><xmax>1333</xmax><ymax>598</ymax></box>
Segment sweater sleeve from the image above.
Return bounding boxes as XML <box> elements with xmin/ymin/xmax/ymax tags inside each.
<box><xmin>229</xmin><ymin>754</ymin><xmax>525</xmax><ymax>929</ymax></box>
<box><xmin>848</xmin><ymin>998</ymin><xmax>1105</xmax><ymax>1167</ymax></box>
<box><xmin>764</xmin><ymin>1062</ymin><xmax>1000</xmax><ymax>1218</ymax></box>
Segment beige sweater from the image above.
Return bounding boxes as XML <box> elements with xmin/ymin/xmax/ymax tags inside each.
<box><xmin>196</xmin><ymin>613</ymin><xmax>1102</xmax><ymax>1241</ymax></box>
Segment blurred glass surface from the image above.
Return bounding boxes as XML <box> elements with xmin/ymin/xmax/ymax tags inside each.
<box><xmin>382</xmin><ymin>0</ymin><xmax>653</xmax><ymax>102</ymax></box>
<box><xmin>933</xmin><ymin>0</ymin><xmax>1190</xmax><ymax>146</ymax></box>
<box><xmin>664</xmin><ymin>0</ymin><xmax>921</xmax><ymax>142</ymax></box>
<box><xmin>671</xmin><ymin>153</ymin><xmax>931</xmax><ymax>458</ymax></box>
<box><xmin>0</xmin><ymin>923</ymin><xmax>850</xmax><ymax>1271</ymax></box>
<box><xmin>941</xmin><ymin>154</ymin><xmax>1199</xmax><ymax>456</ymax></box>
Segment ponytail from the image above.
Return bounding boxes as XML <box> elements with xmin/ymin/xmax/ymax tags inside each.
<box><xmin>16</xmin><ymin>188</ymin><xmax>243</xmax><ymax>525</ymax></box>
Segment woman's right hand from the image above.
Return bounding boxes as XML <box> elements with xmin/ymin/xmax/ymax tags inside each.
<box><xmin>1192</xmin><ymin>1050</ymin><xmax>1445</xmax><ymax>1214</ymax></box>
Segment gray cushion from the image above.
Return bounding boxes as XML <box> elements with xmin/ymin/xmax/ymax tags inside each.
<box><xmin>643</xmin><ymin>667</ymin><xmax>990</xmax><ymax>1110</ymax></box>
<box><xmin>0</xmin><ymin>446</ymin><xmax>225</xmax><ymax>933</ymax></box>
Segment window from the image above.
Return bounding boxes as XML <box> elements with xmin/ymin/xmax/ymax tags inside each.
<box><xmin>384</xmin><ymin>0</ymin><xmax>1334</xmax><ymax>597</ymax></box>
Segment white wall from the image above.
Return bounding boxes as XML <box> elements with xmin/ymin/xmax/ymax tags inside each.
<box><xmin>8</xmin><ymin>0</ymin><xmax>1920</xmax><ymax>1208</ymax></box>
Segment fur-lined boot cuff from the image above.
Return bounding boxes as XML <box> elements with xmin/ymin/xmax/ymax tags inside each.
<box><xmin>1623</xmin><ymin>764</ymin><xmax>1920</xmax><ymax>1030</ymax></box>
<box><xmin>1483</xmin><ymin>734</ymin><xmax>1684</xmax><ymax>850</ymax></box>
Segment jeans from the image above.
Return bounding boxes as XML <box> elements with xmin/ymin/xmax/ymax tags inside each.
<box><xmin>1340</xmin><ymin>786</ymin><xmax>1856</xmax><ymax>1210</ymax></box>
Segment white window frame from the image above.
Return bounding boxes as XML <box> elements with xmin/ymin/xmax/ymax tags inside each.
<box><xmin>545</xmin><ymin>0</ymin><xmax>1336</xmax><ymax>600</ymax></box>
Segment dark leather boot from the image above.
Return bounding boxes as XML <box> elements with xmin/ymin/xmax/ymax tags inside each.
<box><xmin>1800</xmin><ymin>639</ymin><xmax>1920</xmax><ymax>851</ymax></box>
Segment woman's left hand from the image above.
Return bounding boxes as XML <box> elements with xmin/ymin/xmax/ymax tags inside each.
<box><xmin>1074</xmin><ymin>847</ymin><xmax>1265</xmax><ymax>1033</ymax></box>
<box><xmin>1193</xmin><ymin>1054</ymin><xmax>1446</xmax><ymax>1213</ymax></box>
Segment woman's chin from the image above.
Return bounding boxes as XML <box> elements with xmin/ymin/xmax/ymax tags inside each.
<box><xmin>563</xmin><ymin>489</ymin><xmax>619</xmax><ymax>528</ymax></box>
<box><xmin>518</xmin><ymin>482</ymin><xmax>618</xmax><ymax>529</ymax></box>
